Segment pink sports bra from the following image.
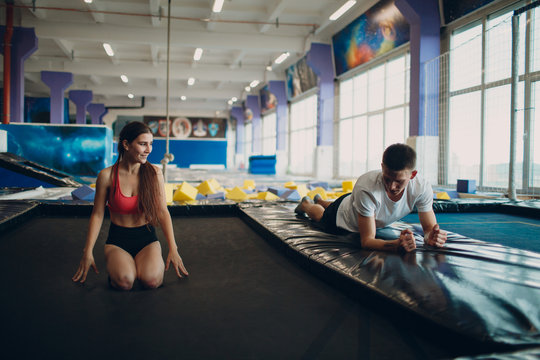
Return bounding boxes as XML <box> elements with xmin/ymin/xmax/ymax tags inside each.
<box><xmin>108</xmin><ymin>165</ymin><xmax>139</xmax><ymax>215</ymax></box>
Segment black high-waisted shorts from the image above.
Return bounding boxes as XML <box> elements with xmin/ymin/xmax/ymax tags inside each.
<box><xmin>106</xmin><ymin>222</ymin><xmax>158</xmax><ymax>258</ymax></box>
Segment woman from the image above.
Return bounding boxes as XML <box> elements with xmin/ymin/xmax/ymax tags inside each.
<box><xmin>72</xmin><ymin>121</ymin><xmax>188</xmax><ymax>290</ymax></box>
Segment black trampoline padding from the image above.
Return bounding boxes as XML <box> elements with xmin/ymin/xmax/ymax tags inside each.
<box><xmin>0</xmin><ymin>215</ymin><xmax>460</xmax><ymax>360</ymax></box>
<box><xmin>239</xmin><ymin>203</ymin><xmax>540</xmax><ymax>351</ymax></box>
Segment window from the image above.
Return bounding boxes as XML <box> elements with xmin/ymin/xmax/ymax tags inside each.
<box><xmin>338</xmin><ymin>52</ymin><xmax>410</xmax><ymax>177</ymax></box>
<box><xmin>289</xmin><ymin>94</ymin><xmax>317</xmax><ymax>175</ymax></box>
<box><xmin>261</xmin><ymin>112</ymin><xmax>277</xmax><ymax>155</ymax></box>
<box><xmin>244</xmin><ymin>122</ymin><xmax>252</xmax><ymax>169</ymax></box>
<box><xmin>445</xmin><ymin>2</ymin><xmax>538</xmax><ymax>193</ymax></box>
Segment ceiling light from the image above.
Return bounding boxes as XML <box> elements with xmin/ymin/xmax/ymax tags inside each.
<box><xmin>128</xmin><ymin>93</ymin><xmax>134</xmax><ymax>99</ymax></box>
<box><xmin>232</xmin><ymin>97</ymin><xmax>237</xmax><ymax>102</ymax></box>
<box><xmin>84</xmin><ymin>0</ymin><xmax>93</xmax><ymax>3</ymax></box>
<box><xmin>245</xmin><ymin>86</ymin><xmax>251</xmax><ymax>92</ymax></box>
<box><xmin>274</xmin><ymin>52</ymin><xmax>290</xmax><ymax>64</ymax></box>
<box><xmin>193</xmin><ymin>48</ymin><xmax>203</xmax><ymax>61</ymax></box>
<box><xmin>120</xmin><ymin>75</ymin><xmax>128</xmax><ymax>83</ymax></box>
<box><xmin>227</xmin><ymin>100</ymin><xmax>233</xmax><ymax>105</ymax></box>
<box><xmin>212</xmin><ymin>0</ymin><xmax>224</xmax><ymax>13</ymax></box>
<box><xmin>329</xmin><ymin>1</ymin><xmax>356</xmax><ymax>21</ymax></box>
<box><xmin>103</xmin><ymin>43</ymin><xmax>114</xmax><ymax>57</ymax></box>
<box><xmin>181</xmin><ymin>96</ymin><xmax>187</xmax><ymax>101</ymax></box>
<box><xmin>266</xmin><ymin>65</ymin><xmax>273</xmax><ymax>71</ymax></box>
<box><xmin>249</xmin><ymin>80</ymin><xmax>260</xmax><ymax>88</ymax></box>
<box><xmin>187</xmin><ymin>77</ymin><xmax>195</xmax><ymax>86</ymax></box>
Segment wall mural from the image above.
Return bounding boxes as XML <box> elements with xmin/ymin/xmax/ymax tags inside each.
<box><xmin>260</xmin><ymin>85</ymin><xmax>277</xmax><ymax>113</ymax></box>
<box><xmin>142</xmin><ymin>116</ymin><xmax>227</xmax><ymax>139</ymax></box>
<box><xmin>0</xmin><ymin>123</ymin><xmax>112</xmax><ymax>176</ymax></box>
<box><xmin>286</xmin><ymin>55</ymin><xmax>319</xmax><ymax>100</ymax></box>
<box><xmin>332</xmin><ymin>0</ymin><xmax>409</xmax><ymax>76</ymax></box>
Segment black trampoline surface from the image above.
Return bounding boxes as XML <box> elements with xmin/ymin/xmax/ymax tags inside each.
<box><xmin>0</xmin><ymin>215</ymin><xmax>465</xmax><ymax>360</ymax></box>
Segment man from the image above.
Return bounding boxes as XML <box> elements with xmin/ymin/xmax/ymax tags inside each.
<box><xmin>295</xmin><ymin>143</ymin><xmax>447</xmax><ymax>253</ymax></box>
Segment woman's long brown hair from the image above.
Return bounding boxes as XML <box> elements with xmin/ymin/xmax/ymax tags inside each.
<box><xmin>115</xmin><ymin>121</ymin><xmax>161</xmax><ymax>226</ymax></box>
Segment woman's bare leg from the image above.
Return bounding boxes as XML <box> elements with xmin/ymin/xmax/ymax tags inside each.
<box><xmin>105</xmin><ymin>244</ymin><xmax>137</xmax><ymax>290</ymax></box>
<box><xmin>135</xmin><ymin>241</ymin><xmax>165</xmax><ymax>289</ymax></box>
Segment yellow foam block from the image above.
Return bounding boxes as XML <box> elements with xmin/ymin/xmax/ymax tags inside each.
<box><xmin>284</xmin><ymin>181</ymin><xmax>296</xmax><ymax>189</ymax></box>
<box><xmin>296</xmin><ymin>184</ymin><xmax>309</xmax><ymax>198</ymax></box>
<box><xmin>246</xmin><ymin>192</ymin><xmax>259</xmax><ymax>199</ymax></box>
<box><xmin>173</xmin><ymin>182</ymin><xmax>198</xmax><ymax>201</ymax></box>
<box><xmin>308</xmin><ymin>187</ymin><xmax>327</xmax><ymax>200</ymax></box>
<box><xmin>226</xmin><ymin>186</ymin><xmax>248</xmax><ymax>201</ymax></box>
<box><xmin>209</xmin><ymin>178</ymin><xmax>221</xmax><ymax>190</ymax></box>
<box><xmin>197</xmin><ymin>180</ymin><xmax>217</xmax><ymax>196</ymax></box>
<box><xmin>257</xmin><ymin>191</ymin><xmax>280</xmax><ymax>201</ymax></box>
<box><xmin>326</xmin><ymin>191</ymin><xmax>339</xmax><ymax>199</ymax></box>
<box><xmin>436</xmin><ymin>191</ymin><xmax>451</xmax><ymax>200</ymax></box>
<box><xmin>342</xmin><ymin>180</ymin><xmax>355</xmax><ymax>193</ymax></box>
<box><xmin>243</xmin><ymin>179</ymin><xmax>256</xmax><ymax>190</ymax></box>
<box><xmin>164</xmin><ymin>183</ymin><xmax>177</xmax><ymax>204</ymax></box>
<box><xmin>89</xmin><ymin>183</ymin><xmax>96</xmax><ymax>188</ymax></box>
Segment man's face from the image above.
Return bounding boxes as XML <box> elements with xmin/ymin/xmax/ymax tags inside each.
<box><xmin>381</xmin><ymin>164</ymin><xmax>417</xmax><ymax>199</ymax></box>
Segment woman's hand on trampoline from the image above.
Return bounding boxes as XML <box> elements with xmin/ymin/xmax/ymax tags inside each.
<box><xmin>398</xmin><ymin>229</ymin><xmax>416</xmax><ymax>253</ymax></box>
<box><xmin>72</xmin><ymin>253</ymin><xmax>99</xmax><ymax>283</ymax></box>
<box><xmin>425</xmin><ymin>224</ymin><xmax>447</xmax><ymax>247</ymax></box>
<box><xmin>166</xmin><ymin>250</ymin><xmax>189</xmax><ymax>278</ymax></box>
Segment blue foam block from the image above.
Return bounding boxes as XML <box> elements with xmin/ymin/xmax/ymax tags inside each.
<box><xmin>457</xmin><ymin>179</ymin><xmax>476</xmax><ymax>193</ymax></box>
<box><xmin>308</xmin><ymin>181</ymin><xmax>329</xmax><ymax>190</ymax></box>
<box><xmin>268</xmin><ymin>187</ymin><xmax>288</xmax><ymax>196</ymax></box>
<box><xmin>207</xmin><ymin>192</ymin><xmax>226</xmax><ymax>200</ymax></box>
<box><xmin>281</xmin><ymin>189</ymin><xmax>301</xmax><ymax>201</ymax></box>
<box><xmin>71</xmin><ymin>185</ymin><xmax>95</xmax><ymax>201</ymax></box>
<box><xmin>196</xmin><ymin>193</ymin><xmax>206</xmax><ymax>200</ymax></box>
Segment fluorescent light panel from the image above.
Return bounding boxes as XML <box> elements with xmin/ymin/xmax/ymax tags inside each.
<box><xmin>329</xmin><ymin>1</ymin><xmax>356</xmax><ymax>21</ymax></box>
<box><xmin>103</xmin><ymin>43</ymin><xmax>114</xmax><ymax>56</ymax></box>
<box><xmin>274</xmin><ymin>52</ymin><xmax>290</xmax><ymax>64</ymax></box>
<box><xmin>193</xmin><ymin>48</ymin><xmax>203</xmax><ymax>61</ymax></box>
<box><xmin>128</xmin><ymin>93</ymin><xmax>134</xmax><ymax>99</ymax></box>
<box><xmin>249</xmin><ymin>80</ymin><xmax>260</xmax><ymax>88</ymax></box>
<box><xmin>212</xmin><ymin>0</ymin><xmax>224</xmax><ymax>13</ymax></box>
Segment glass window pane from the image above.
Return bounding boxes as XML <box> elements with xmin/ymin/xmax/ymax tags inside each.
<box><xmin>448</xmin><ymin>92</ymin><xmax>481</xmax><ymax>184</ymax></box>
<box><xmin>288</xmin><ymin>94</ymin><xmax>317</xmax><ymax>175</ymax></box>
<box><xmin>386</xmin><ymin>57</ymin><xmax>405</xmax><ymax>107</ymax></box>
<box><xmin>340</xmin><ymin>79</ymin><xmax>353</xmax><ymax>119</ymax></box>
<box><xmin>367</xmin><ymin>114</ymin><xmax>384</xmax><ymax>171</ymax></box>
<box><xmin>486</xmin><ymin>11</ymin><xmax>512</xmax><ymax>82</ymax></box>
<box><xmin>533</xmin><ymin>8</ymin><xmax>540</xmax><ymax>72</ymax></box>
<box><xmin>368</xmin><ymin>65</ymin><xmax>385</xmax><ymax>111</ymax></box>
<box><xmin>532</xmin><ymin>81</ymin><xmax>540</xmax><ymax>187</ymax></box>
<box><xmin>385</xmin><ymin>107</ymin><xmax>405</xmax><ymax>147</ymax></box>
<box><xmin>339</xmin><ymin>118</ymin><xmax>353</xmax><ymax>177</ymax></box>
<box><xmin>353</xmin><ymin>73</ymin><xmax>368</xmax><ymax>115</ymax></box>
<box><xmin>451</xmin><ymin>24</ymin><xmax>482</xmax><ymax>91</ymax></box>
<box><xmin>352</xmin><ymin>116</ymin><xmax>368</xmax><ymax>175</ymax></box>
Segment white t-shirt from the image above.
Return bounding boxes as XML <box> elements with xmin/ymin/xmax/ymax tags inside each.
<box><xmin>336</xmin><ymin>170</ymin><xmax>433</xmax><ymax>232</ymax></box>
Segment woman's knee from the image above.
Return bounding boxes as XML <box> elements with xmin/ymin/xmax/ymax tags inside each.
<box><xmin>110</xmin><ymin>273</ymin><xmax>135</xmax><ymax>290</ymax></box>
<box><xmin>139</xmin><ymin>272</ymin><xmax>163</xmax><ymax>289</ymax></box>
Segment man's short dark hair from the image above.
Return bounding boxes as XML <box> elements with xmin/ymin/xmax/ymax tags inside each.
<box><xmin>382</xmin><ymin>143</ymin><xmax>416</xmax><ymax>171</ymax></box>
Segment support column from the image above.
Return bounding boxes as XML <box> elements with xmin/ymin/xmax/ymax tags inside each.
<box><xmin>246</xmin><ymin>95</ymin><xmax>261</xmax><ymax>155</ymax></box>
<box><xmin>231</xmin><ymin>106</ymin><xmax>245</xmax><ymax>169</ymax></box>
<box><xmin>307</xmin><ymin>42</ymin><xmax>335</xmax><ymax>180</ymax></box>
<box><xmin>396</xmin><ymin>0</ymin><xmax>440</xmax><ymax>185</ymax></box>
<box><xmin>268</xmin><ymin>80</ymin><xmax>288</xmax><ymax>175</ymax></box>
<box><xmin>87</xmin><ymin>103</ymin><xmax>107</xmax><ymax>125</ymax></box>
<box><xmin>41</xmin><ymin>71</ymin><xmax>73</xmax><ymax>124</ymax></box>
<box><xmin>69</xmin><ymin>90</ymin><xmax>93</xmax><ymax>124</ymax></box>
<box><xmin>0</xmin><ymin>27</ymin><xmax>38</xmax><ymax>123</ymax></box>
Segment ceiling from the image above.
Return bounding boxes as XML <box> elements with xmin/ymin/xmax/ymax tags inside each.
<box><xmin>10</xmin><ymin>0</ymin><xmax>377</xmax><ymax>122</ymax></box>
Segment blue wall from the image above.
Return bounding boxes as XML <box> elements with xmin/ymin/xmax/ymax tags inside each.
<box><xmin>0</xmin><ymin>123</ymin><xmax>113</xmax><ymax>176</ymax></box>
<box><xmin>113</xmin><ymin>138</ymin><xmax>227</xmax><ymax>168</ymax></box>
